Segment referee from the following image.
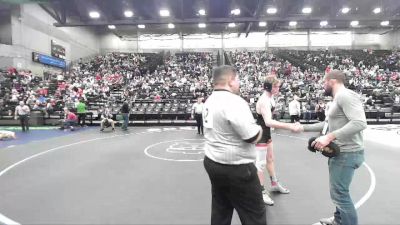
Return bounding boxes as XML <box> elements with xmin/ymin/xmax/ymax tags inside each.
<box><xmin>202</xmin><ymin>65</ymin><xmax>266</xmax><ymax>225</ymax></box>
<box><xmin>14</xmin><ymin>101</ymin><xmax>30</xmax><ymax>132</ymax></box>
<box><xmin>191</xmin><ymin>97</ymin><xmax>204</xmax><ymax>135</ymax></box>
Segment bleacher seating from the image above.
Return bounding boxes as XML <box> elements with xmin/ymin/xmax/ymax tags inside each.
<box><xmin>1</xmin><ymin>50</ymin><xmax>399</xmax><ymax>125</ymax></box>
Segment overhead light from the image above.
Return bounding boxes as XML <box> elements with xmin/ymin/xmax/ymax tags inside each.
<box><xmin>160</xmin><ymin>9</ymin><xmax>170</xmax><ymax>17</ymax></box>
<box><xmin>198</xmin><ymin>23</ymin><xmax>206</xmax><ymax>28</ymax></box>
<box><xmin>89</xmin><ymin>11</ymin><xmax>100</xmax><ymax>18</ymax></box>
<box><xmin>108</xmin><ymin>25</ymin><xmax>116</xmax><ymax>30</ymax></box>
<box><xmin>198</xmin><ymin>9</ymin><xmax>206</xmax><ymax>16</ymax></box>
<box><xmin>350</xmin><ymin>20</ymin><xmax>359</xmax><ymax>27</ymax></box>
<box><xmin>302</xmin><ymin>7</ymin><xmax>312</xmax><ymax>14</ymax></box>
<box><xmin>230</xmin><ymin>8</ymin><xmax>240</xmax><ymax>15</ymax></box>
<box><xmin>320</xmin><ymin>20</ymin><xmax>328</xmax><ymax>27</ymax></box>
<box><xmin>381</xmin><ymin>21</ymin><xmax>389</xmax><ymax>26</ymax></box>
<box><xmin>341</xmin><ymin>7</ymin><xmax>350</xmax><ymax>14</ymax></box>
<box><xmin>289</xmin><ymin>21</ymin><xmax>297</xmax><ymax>26</ymax></box>
<box><xmin>138</xmin><ymin>24</ymin><xmax>145</xmax><ymax>29</ymax></box>
<box><xmin>124</xmin><ymin>10</ymin><xmax>133</xmax><ymax>17</ymax></box>
<box><xmin>373</xmin><ymin>7</ymin><xmax>381</xmax><ymax>14</ymax></box>
<box><xmin>259</xmin><ymin>21</ymin><xmax>267</xmax><ymax>27</ymax></box>
<box><xmin>168</xmin><ymin>23</ymin><xmax>175</xmax><ymax>29</ymax></box>
<box><xmin>266</xmin><ymin>7</ymin><xmax>277</xmax><ymax>14</ymax></box>
<box><xmin>228</xmin><ymin>23</ymin><xmax>236</xmax><ymax>28</ymax></box>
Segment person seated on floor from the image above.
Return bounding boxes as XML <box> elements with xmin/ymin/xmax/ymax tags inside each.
<box><xmin>60</xmin><ymin>107</ymin><xmax>78</xmax><ymax>131</ymax></box>
<box><xmin>100</xmin><ymin>106</ymin><xmax>115</xmax><ymax>132</ymax></box>
<box><xmin>0</xmin><ymin>130</ymin><xmax>16</xmax><ymax>140</ymax></box>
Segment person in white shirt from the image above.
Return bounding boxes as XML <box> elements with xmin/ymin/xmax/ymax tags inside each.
<box><xmin>100</xmin><ymin>107</ymin><xmax>115</xmax><ymax>132</ymax></box>
<box><xmin>14</xmin><ymin>101</ymin><xmax>30</xmax><ymax>132</ymax></box>
<box><xmin>191</xmin><ymin>97</ymin><xmax>204</xmax><ymax>135</ymax></box>
<box><xmin>0</xmin><ymin>130</ymin><xmax>16</xmax><ymax>140</ymax></box>
<box><xmin>202</xmin><ymin>65</ymin><xmax>266</xmax><ymax>225</ymax></box>
<box><xmin>289</xmin><ymin>95</ymin><xmax>301</xmax><ymax>123</ymax></box>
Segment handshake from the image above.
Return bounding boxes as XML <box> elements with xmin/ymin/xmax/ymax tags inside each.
<box><xmin>289</xmin><ymin>122</ymin><xmax>303</xmax><ymax>133</ymax></box>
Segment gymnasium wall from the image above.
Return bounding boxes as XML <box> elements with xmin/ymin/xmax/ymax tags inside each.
<box><xmin>1</xmin><ymin>4</ymin><xmax>100</xmax><ymax>75</ymax></box>
<box><xmin>99</xmin><ymin>30</ymin><xmax>391</xmax><ymax>53</ymax></box>
<box><xmin>381</xmin><ymin>29</ymin><xmax>400</xmax><ymax>49</ymax></box>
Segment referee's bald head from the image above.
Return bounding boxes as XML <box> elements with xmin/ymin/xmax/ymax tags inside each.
<box><xmin>212</xmin><ymin>65</ymin><xmax>237</xmax><ymax>86</ymax></box>
<box><xmin>325</xmin><ymin>70</ymin><xmax>346</xmax><ymax>84</ymax></box>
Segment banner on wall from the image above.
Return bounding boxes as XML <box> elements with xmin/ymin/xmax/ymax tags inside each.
<box><xmin>32</xmin><ymin>52</ymin><xmax>66</xmax><ymax>69</ymax></box>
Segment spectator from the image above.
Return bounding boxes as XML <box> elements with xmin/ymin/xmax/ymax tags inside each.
<box><xmin>100</xmin><ymin>107</ymin><xmax>115</xmax><ymax>132</ymax></box>
<box><xmin>61</xmin><ymin>108</ymin><xmax>78</xmax><ymax>130</ymax></box>
<box><xmin>289</xmin><ymin>95</ymin><xmax>301</xmax><ymax>123</ymax></box>
<box><xmin>316</xmin><ymin>100</ymin><xmax>326</xmax><ymax>121</ymax></box>
<box><xmin>120</xmin><ymin>101</ymin><xmax>130</xmax><ymax>131</ymax></box>
<box><xmin>76</xmin><ymin>98</ymin><xmax>87</xmax><ymax>127</ymax></box>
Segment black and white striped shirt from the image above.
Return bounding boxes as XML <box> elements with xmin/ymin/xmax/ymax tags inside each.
<box><xmin>203</xmin><ymin>90</ymin><xmax>261</xmax><ymax>165</ymax></box>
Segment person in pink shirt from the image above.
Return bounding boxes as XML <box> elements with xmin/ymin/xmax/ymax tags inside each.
<box><xmin>61</xmin><ymin>108</ymin><xmax>78</xmax><ymax>130</ymax></box>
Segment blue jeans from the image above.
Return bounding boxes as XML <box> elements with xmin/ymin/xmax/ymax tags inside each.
<box><xmin>121</xmin><ymin>113</ymin><xmax>129</xmax><ymax>130</ymax></box>
<box><xmin>304</xmin><ymin>111</ymin><xmax>311</xmax><ymax>121</ymax></box>
<box><xmin>329</xmin><ymin>151</ymin><xmax>364</xmax><ymax>225</ymax></box>
<box><xmin>63</xmin><ymin>120</ymin><xmax>77</xmax><ymax>129</ymax></box>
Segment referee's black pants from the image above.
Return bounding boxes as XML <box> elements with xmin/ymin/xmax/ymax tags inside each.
<box><xmin>290</xmin><ymin>115</ymin><xmax>300</xmax><ymax>123</ymax></box>
<box><xmin>195</xmin><ymin>114</ymin><xmax>204</xmax><ymax>134</ymax></box>
<box><xmin>19</xmin><ymin>115</ymin><xmax>29</xmax><ymax>132</ymax></box>
<box><xmin>77</xmin><ymin>113</ymin><xmax>86</xmax><ymax>126</ymax></box>
<box><xmin>203</xmin><ymin>156</ymin><xmax>267</xmax><ymax>225</ymax></box>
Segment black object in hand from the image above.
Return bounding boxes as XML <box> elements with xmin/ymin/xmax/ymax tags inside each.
<box><xmin>308</xmin><ymin>137</ymin><xmax>340</xmax><ymax>158</ymax></box>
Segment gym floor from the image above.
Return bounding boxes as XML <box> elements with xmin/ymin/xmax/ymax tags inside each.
<box><xmin>0</xmin><ymin>125</ymin><xmax>399</xmax><ymax>225</ymax></box>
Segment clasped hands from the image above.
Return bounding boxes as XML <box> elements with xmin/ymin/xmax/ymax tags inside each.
<box><xmin>289</xmin><ymin>122</ymin><xmax>334</xmax><ymax>150</ymax></box>
<box><xmin>290</xmin><ymin>122</ymin><xmax>303</xmax><ymax>133</ymax></box>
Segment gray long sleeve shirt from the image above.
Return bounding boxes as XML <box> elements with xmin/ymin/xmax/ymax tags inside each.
<box><xmin>303</xmin><ymin>88</ymin><xmax>367</xmax><ymax>152</ymax></box>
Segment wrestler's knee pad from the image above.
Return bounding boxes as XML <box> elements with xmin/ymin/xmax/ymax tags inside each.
<box><xmin>255</xmin><ymin>147</ymin><xmax>267</xmax><ymax>172</ymax></box>
<box><xmin>255</xmin><ymin>159</ymin><xmax>267</xmax><ymax>172</ymax></box>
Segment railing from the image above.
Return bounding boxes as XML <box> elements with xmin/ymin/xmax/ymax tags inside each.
<box><xmin>2</xmin><ymin>108</ymin><xmax>399</xmax><ymax>126</ymax></box>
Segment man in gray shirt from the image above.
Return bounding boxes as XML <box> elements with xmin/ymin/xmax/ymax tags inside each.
<box><xmin>203</xmin><ymin>66</ymin><xmax>266</xmax><ymax>225</ymax></box>
<box><xmin>294</xmin><ymin>70</ymin><xmax>367</xmax><ymax>225</ymax></box>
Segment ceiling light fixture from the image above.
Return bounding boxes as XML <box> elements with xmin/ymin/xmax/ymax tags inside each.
<box><xmin>302</xmin><ymin>7</ymin><xmax>312</xmax><ymax>14</ymax></box>
<box><xmin>124</xmin><ymin>10</ymin><xmax>133</xmax><ymax>17</ymax></box>
<box><xmin>259</xmin><ymin>21</ymin><xmax>267</xmax><ymax>27</ymax></box>
<box><xmin>198</xmin><ymin>9</ymin><xmax>206</xmax><ymax>16</ymax></box>
<box><xmin>341</xmin><ymin>7</ymin><xmax>350</xmax><ymax>14</ymax></box>
<box><xmin>230</xmin><ymin>8</ymin><xmax>240</xmax><ymax>15</ymax></box>
<box><xmin>350</xmin><ymin>20</ymin><xmax>359</xmax><ymax>27</ymax></box>
<box><xmin>380</xmin><ymin>21</ymin><xmax>389</xmax><ymax>26</ymax></box>
<box><xmin>89</xmin><ymin>11</ymin><xmax>100</xmax><ymax>18</ymax></box>
<box><xmin>160</xmin><ymin>9</ymin><xmax>170</xmax><ymax>17</ymax></box>
<box><xmin>266</xmin><ymin>7</ymin><xmax>277</xmax><ymax>14</ymax></box>
<box><xmin>373</xmin><ymin>7</ymin><xmax>381</xmax><ymax>14</ymax></box>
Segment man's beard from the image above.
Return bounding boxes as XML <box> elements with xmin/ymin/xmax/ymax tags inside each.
<box><xmin>324</xmin><ymin>86</ymin><xmax>333</xmax><ymax>96</ymax></box>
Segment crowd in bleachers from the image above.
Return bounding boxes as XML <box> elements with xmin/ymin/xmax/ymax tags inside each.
<box><xmin>123</xmin><ymin>52</ymin><xmax>213</xmax><ymax>101</ymax></box>
<box><xmin>0</xmin><ymin>52</ymin><xmax>214</xmax><ymax>122</ymax></box>
<box><xmin>228</xmin><ymin>50</ymin><xmax>400</xmax><ymax>121</ymax></box>
<box><xmin>1</xmin><ymin>49</ymin><xmax>399</xmax><ymax>125</ymax></box>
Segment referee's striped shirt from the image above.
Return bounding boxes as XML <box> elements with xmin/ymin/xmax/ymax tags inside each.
<box><xmin>203</xmin><ymin>90</ymin><xmax>261</xmax><ymax>165</ymax></box>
